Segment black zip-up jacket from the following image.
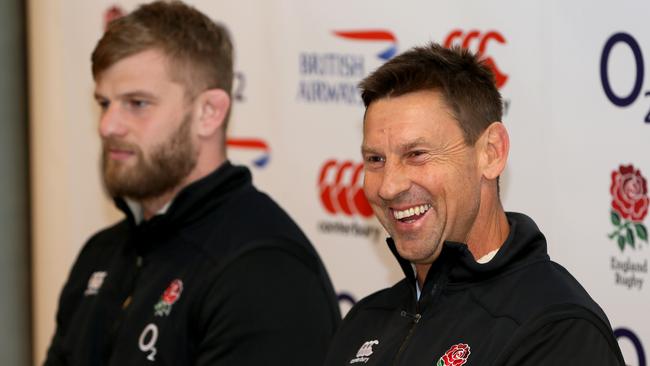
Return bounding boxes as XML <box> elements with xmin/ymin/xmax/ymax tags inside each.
<box><xmin>44</xmin><ymin>162</ymin><xmax>341</xmax><ymax>365</ymax></box>
<box><xmin>324</xmin><ymin>212</ymin><xmax>625</xmax><ymax>365</ymax></box>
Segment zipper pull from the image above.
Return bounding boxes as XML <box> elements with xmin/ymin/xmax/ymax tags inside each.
<box><xmin>400</xmin><ymin>311</ymin><xmax>421</xmax><ymax>323</ymax></box>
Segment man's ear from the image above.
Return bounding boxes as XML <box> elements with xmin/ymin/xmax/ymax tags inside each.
<box><xmin>478</xmin><ymin>122</ymin><xmax>509</xmax><ymax>180</ymax></box>
<box><xmin>195</xmin><ymin>89</ymin><xmax>230</xmax><ymax>138</ymax></box>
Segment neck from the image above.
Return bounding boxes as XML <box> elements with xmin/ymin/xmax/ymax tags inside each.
<box><xmin>140</xmin><ymin>189</ymin><xmax>178</xmax><ymax>221</ymax></box>
<box><xmin>414</xmin><ymin>186</ymin><xmax>509</xmax><ymax>287</ymax></box>
<box><xmin>464</xmin><ymin>192</ymin><xmax>509</xmax><ymax>261</ymax></box>
<box><xmin>139</xmin><ymin>153</ymin><xmax>227</xmax><ymax>220</ymax></box>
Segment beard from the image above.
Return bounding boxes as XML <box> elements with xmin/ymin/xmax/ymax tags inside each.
<box><xmin>101</xmin><ymin>112</ymin><xmax>197</xmax><ymax>201</ymax></box>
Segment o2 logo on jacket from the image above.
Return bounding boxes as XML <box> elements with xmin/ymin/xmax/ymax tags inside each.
<box><xmin>139</xmin><ymin>323</ymin><xmax>159</xmax><ymax>362</ymax></box>
<box><xmin>443</xmin><ymin>30</ymin><xmax>508</xmax><ymax>89</ymax></box>
<box><xmin>600</xmin><ymin>32</ymin><xmax>650</xmax><ymax>124</ymax></box>
<box><xmin>615</xmin><ymin>327</ymin><xmax>646</xmax><ymax>366</ymax></box>
<box><xmin>318</xmin><ymin>159</ymin><xmax>373</xmax><ymax>218</ymax></box>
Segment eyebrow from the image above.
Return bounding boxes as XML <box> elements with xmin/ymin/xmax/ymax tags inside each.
<box><xmin>399</xmin><ymin>138</ymin><xmax>429</xmax><ymax>152</ymax></box>
<box><xmin>361</xmin><ymin>144</ymin><xmax>380</xmax><ymax>156</ymax></box>
<box><xmin>93</xmin><ymin>90</ymin><xmax>158</xmax><ymax>101</ymax></box>
<box><xmin>361</xmin><ymin>137</ymin><xmax>431</xmax><ymax>155</ymax></box>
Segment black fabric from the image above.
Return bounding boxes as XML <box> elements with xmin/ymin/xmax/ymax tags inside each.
<box><xmin>44</xmin><ymin>161</ymin><xmax>341</xmax><ymax>366</ymax></box>
<box><xmin>324</xmin><ymin>212</ymin><xmax>625</xmax><ymax>366</ymax></box>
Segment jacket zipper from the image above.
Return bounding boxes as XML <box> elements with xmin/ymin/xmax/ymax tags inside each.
<box><xmin>392</xmin><ymin>311</ymin><xmax>421</xmax><ymax>366</ymax></box>
<box><xmin>105</xmin><ymin>255</ymin><xmax>143</xmax><ymax>363</ymax></box>
<box><xmin>392</xmin><ymin>281</ymin><xmax>442</xmax><ymax>366</ymax></box>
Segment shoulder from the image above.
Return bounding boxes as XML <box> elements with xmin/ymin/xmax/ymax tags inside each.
<box><xmin>494</xmin><ymin>305</ymin><xmax>624</xmax><ymax>365</ymax></box>
<box><xmin>471</xmin><ymin>259</ymin><xmax>609</xmax><ymax>325</ymax></box>
<box><xmin>80</xmin><ymin>219</ymin><xmax>130</xmax><ymax>255</ymax></box>
<box><xmin>187</xmin><ymin>186</ymin><xmax>315</xmax><ymax>264</ymax></box>
<box><xmin>67</xmin><ymin>219</ymin><xmax>130</xmax><ymax>275</ymax></box>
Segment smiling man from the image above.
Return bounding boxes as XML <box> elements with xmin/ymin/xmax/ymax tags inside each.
<box><xmin>43</xmin><ymin>2</ymin><xmax>340</xmax><ymax>365</ymax></box>
<box><xmin>324</xmin><ymin>44</ymin><xmax>624</xmax><ymax>365</ymax></box>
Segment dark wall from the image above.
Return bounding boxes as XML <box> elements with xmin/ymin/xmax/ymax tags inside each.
<box><xmin>0</xmin><ymin>0</ymin><xmax>32</xmax><ymax>364</ymax></box>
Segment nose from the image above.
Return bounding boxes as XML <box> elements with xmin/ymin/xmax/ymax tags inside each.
<box><xmin>377</xmin><ymin>161</ymin><xmax>410</xmax><ymax>202</ymax></box>
<box><xmin>98</xmin><ymin>104</ymin><xmax>127</xmax><ymax>138</ymax></box>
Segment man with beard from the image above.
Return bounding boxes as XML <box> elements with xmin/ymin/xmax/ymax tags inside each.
<box><xmin>44</xmin><ymin>2</ymin><xmax>340</xmax><ymax>365</ymax></box>
<box><xmin>324</xmin><ymin>44</ymin><xmax>625</xmax><ymax>365</ymax></box>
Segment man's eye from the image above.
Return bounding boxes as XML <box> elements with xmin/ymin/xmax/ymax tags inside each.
<box><xmin>364</xmin><ymin>155</ymin><xmax>385</xmax><ymax>165</ymax></box>
<box><xmin>97</xmin><ymin>100</ymin><xmax>110</xmax><ymax>110</ymax></box>
<box><xmin>407</xmin><ymin>150</ymin><xmax>428</xmax><ymax>159</ymax></box>
<box><xmin>128</xmin><ymin>99</ymin><xmax>149</xmax><ymax>109</ymax></box>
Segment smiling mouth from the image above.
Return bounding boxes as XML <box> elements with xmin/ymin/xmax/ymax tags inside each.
<box><xmin>392</xmin><ymin>204</ymin><xmax>432</xmax><ymax>222</ymax></box>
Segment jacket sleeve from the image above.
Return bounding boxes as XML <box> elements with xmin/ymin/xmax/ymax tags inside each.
<box><xmin>42</xmin><ymin>242</ymin><xmax>93</xmax><ymax>366</ymax></box>
<box><xmin>193</xmin><ymin>244</ymin><xmax>341</xmax><ymax>366</ymax></box>
<box><xmin>500</xmin><ymin>317</ymin><xmax>625</xmax><ymax>365</ymax></box>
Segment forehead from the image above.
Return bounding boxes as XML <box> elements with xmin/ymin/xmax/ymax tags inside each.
<box><xmin>95</xmin><ymin>49</ymin><xmax>183</xmax><ymax>94</ymax></box>
<box><xmin>363</xmin><ymin>90</ymin><xmax>461</xmax><ymax>146</ymax></box>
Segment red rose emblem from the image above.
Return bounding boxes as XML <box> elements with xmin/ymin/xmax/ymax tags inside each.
<box><xmin>440</xmin><ymin>343</ymin><xmax>470</xmax><ymax>366</ymax></box>
<box><xmin>611</xmin><ymin>165</ymin><xmax>649</xmax><ymax>222</ymax></box>
<box><xmin>162</xmin><ymin>279</ymin><xmax>183</xmax><ymax>305</ymax></box>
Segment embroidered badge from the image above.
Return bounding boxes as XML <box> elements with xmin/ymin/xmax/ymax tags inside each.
<box><xmin>436</xmin><ymin>343</ymin><xmax>471</xmax><ymax>366</ymax></box>
<box><xmin>84</xmin><ymin>271</ymin><xmax>107</xmax><ymax>296</ymax></box>
<box><xmin>154</xmin><ymin>279</ymin><xmax>183</xmax><ymax>317</ymax></box>
<box><xmin>349</xmin><ymin>340</ymin><xmax>379</xmax><ymax>364</ymax></box>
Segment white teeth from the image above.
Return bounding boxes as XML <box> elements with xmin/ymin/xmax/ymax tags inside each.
<box><xmin>393</xmin><ymin>204</ymin><xmax>432</xmax><ymax>220</ymax></box>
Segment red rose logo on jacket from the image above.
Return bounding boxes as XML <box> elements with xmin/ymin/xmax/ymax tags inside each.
<box><xmin>436</xmin><ymin>343</ymin><xmax>470</xmax><ymax>366</ymax></box>
<box><xmin>609</xmin><ymin>165</ymin><xmax>649</xmax><ymax>251</ymax></box>
<box><xmin>154</xmin><ymin>279</ymin><xmax>183</xmax><ymax>317</ymax></box>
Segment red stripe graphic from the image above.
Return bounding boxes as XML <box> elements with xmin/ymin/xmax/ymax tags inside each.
<box><xmin>226</xmin><ymin>138</ymin><xmax>268</xmax><ymax>150</ymax></box>
<box><xmin>333</xmin><ymin>30</ymin><xmax>396</xmax><ymax>42</ymax></box>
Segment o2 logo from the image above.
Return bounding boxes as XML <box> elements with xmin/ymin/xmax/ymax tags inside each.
<box><xmin>444</xmin><ymin>30</ymin><xmax>508</xmax><ymax>89</ymax></box>
<box><xmin>139</xmin><ymin>323</ymin><xmax>159</xmax><ymax>362</ymax></box>
<box><xmin>233</xmin><ymin>71</ymin><xmax>246</xmax><ymax>102</ymax></box>
<box><xmin>615</xmin><ymin>327</ymin><xmax>646</xmax><ymax>366</ymax></box>
<box><xmin>600</xmin><ymin>32</ymin><xmax>650</xmax><ymax>123</ymax></box>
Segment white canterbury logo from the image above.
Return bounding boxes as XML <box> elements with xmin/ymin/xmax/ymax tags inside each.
<box><xmin>84</xmin><ymin>271</ymin><xmax>107</xmax><ymax>296</ymax></box>
<box><xmin>350</xmin><ymin>340</ymin><xmax>379</xmax><ymax>364</ymax></box>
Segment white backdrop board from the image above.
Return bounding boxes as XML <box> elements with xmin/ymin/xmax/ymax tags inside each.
<box><xmin>29</xmin><ymin>1</ymin><xmax>649</xmax><ymax>364</ymax></box>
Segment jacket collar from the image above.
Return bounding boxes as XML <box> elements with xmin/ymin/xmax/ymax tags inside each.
<box><xmin>387</xmin><ymin>212</ymin><xmax>550</xmax><ymax>286</ymax></box>
<box><xmin>114</xmin><ymin>160</ymin><xmax>252</xmax><ymax>233</ymax></box>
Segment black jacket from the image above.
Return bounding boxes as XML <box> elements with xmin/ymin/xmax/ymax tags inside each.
<box><xmin>324</xmin><ymin>212</ymin><xmax>624</xmax><ymax>365</ymax></box>
<box><xmin>45</xmin><ymin>162</ymin><xmax>341</xmax><ymax>365</ymax></box>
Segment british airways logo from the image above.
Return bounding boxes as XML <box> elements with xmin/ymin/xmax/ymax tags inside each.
<box><xmin>333</xmin><ymin>30</ymin><xmax>398</xmax><ymax>61</ymax></box>
<box><xmin>226</xmin><ymin>138</ymin><xmax>270</xmax><ymax>168</ymax></box>
<box><xmin>297</xmin><ymin>29</ymin><xmax>398</xmax><ymax>105</ymax></box>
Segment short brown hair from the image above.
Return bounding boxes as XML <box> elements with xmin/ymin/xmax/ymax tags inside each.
<box><xmin>359</xmin><ymin>43</ymin><xmax>502</xmax><ymax>145</ymax></box>
<box><xmin>92</xmin><ymin>0</ymin><xmax>233</xmax><ymax>101</ymax></box>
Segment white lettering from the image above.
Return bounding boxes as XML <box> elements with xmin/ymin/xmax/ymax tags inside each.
<box><xmin>138</xmin><ymin>323</ymin><xmax>159</xmax><ymax>361</ymax></box>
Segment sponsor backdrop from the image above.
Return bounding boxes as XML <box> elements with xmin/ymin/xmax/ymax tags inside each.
<box><xmin>29</xmin><ymin>1</ymin><xmax>649</xmax><ymax>364</ymax></box>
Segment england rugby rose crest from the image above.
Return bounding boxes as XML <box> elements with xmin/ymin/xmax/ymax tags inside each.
<box><xmin>154</xmin><ymin>279</ymin><xmax>183</xmax><ymax>316</ymax></box>
<box><xmin>436</xmin><ymin>343</ymin><xmax>470</xmax><ymax>366</ymax></box>
<box><xmin>609</xmin><ymin>165</ymin><xmax>649</xmax><ymax>251</ymax></box>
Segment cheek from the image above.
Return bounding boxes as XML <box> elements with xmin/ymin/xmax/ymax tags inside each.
<box><xmin>363</xmin><ymin>173</ymin><xmax>381</xmax><ymax>203</ymax></box>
